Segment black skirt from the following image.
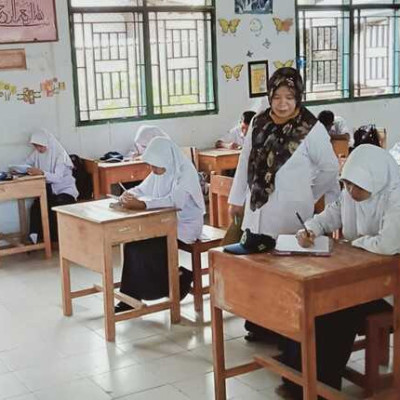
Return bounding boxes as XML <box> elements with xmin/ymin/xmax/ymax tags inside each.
<box><xmin>119</xmin><ymin>236</ymin><xmax>192</xmax><ymax>301</ymax></box>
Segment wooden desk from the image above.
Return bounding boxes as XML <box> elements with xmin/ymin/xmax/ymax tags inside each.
<box><xmin>209</xmin><ymin>243</ymin><xmax>400</xmax><ymax>399</ymax></box>
<box><xmin>54</xmin><ymin>199</ymin><xmax>180</xmax><ymax>342</ymax></box>
<box><xmin>0</xmin><ymin>176</ymin><xmax>51</xmax><ymax>259</ymax></box>
<box><xmin>198</xmin><ymin>149</ymin><xmax>241</xmax><ymax>175</ymax></box>
<box><xmin>83</xmin><ymin>158</ymin><xmax>151</xmax><ymax>199</ymax></box>
<box><xmin>331</xmin><ymin>134</ymin><xmax>350</xmax><ymax>157</ymax></box>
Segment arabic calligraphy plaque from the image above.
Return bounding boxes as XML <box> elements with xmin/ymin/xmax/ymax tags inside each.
<box><xmin>0</xmin><ymin>0</ymin><xmax>58</xmax><ymax>44</ymax></box>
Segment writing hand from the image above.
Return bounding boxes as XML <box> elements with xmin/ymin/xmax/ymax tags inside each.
<box><xmin>296</xmin><ymin>229</ymin><xmax>316</xmax><ymax>248</ymax></box>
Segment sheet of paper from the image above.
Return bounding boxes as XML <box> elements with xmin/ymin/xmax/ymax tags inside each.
<box><xmin>275</xmin><ymin>234</ymin><xmax>330</xmax><ymax>254</ymax></box>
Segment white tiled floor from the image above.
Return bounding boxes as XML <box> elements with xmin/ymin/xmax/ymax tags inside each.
<box><xmin>0</xmin><ymin>249</ymin><xmax>376</xmax><ymax>399</ymax></box>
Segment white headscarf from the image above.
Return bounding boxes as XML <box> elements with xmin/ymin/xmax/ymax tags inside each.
<box><xmin>141</xmin><ymin>137</ymin><xmax>205</xmax><ymax>212</ymax></box>
<box><xmin>133</xmin><ymin>125</ymin><xmax>170</xmax><ymax>155</ymax></box>
<box><xmin>29</xmin><ymin>129</ymin><xmax>74</xmax><ymax>172</ymax></box>
<box><xmin>340</xmin><ymin>144</ymin><xmax>400</xmax><ymax>247</ymax></box>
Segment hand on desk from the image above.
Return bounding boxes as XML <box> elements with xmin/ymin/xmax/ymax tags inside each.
<box><xmin>296</xmin><ymin>229</ymin><xmax>316</xmax><ymax>248</ymax></box>
<box><xmin>27</xmin><ymin>167</ymin><xmax>44</xmax><ymax>176</ymax></box>
<box><xmin>120</xmin><ymin>191</ymin><xmax>146</xmax><ymax>210</ymax></box>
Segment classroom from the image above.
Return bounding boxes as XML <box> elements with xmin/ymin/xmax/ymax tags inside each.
<box><xmin>1</xmin><ymin>0</ymin><xmax>400</xmax><ymax>399</ymax></box>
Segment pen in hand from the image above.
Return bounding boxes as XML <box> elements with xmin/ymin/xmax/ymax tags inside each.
<box><xmin>295</xmin><ymin>211</ymin><xmax>310</xmax><ymax>237</ymax></box>
<box><xmin>118</xmin><ymin>182</ymin><xmax>127</xmax><ymax>193</ymax></box>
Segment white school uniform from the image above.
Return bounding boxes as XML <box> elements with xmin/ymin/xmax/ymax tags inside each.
<box><xmin>26</xmin><ymin>130</ymin><xmax>78</xmax><ymax>199</ymax></box>
<box><xmin>305</xmin><ymin>144</ymin><xmax>400</xmax><ymax>255</ymax></box>
<box><xmin>127</xmin><ymin>125</ymin><xmax>170</xmax><ymax>158</ymax></box>
<box><xmin>219</xmin><ymin>125</ymin><xmax>245</xmax><ymax>147</ymax></box>
<box><xmin>229</xmin><ymin>120</ymin><xmax>339</xmax><ymax>238</ymax></box>
<box><xmin>128</xmin><ymin>137</ymin><xmax>205</xmax><ymax>244</ymax></box>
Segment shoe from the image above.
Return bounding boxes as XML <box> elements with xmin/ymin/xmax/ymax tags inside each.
<box><xmin>244</xmin><ymin>331</ymin><xmax>263</xmax><ymax>342</ymax></box>
<box><xmin>114</xmin><ymin>302</ymin><xmax>134</xmax><ymax>313</ymax></box>
<box><xmin>29</xmin><ymin>233</ymin><xmax>38</xmax><ymax>244</ymax></box>
<box><xmin>275</xmin><ymin>383</ymin><xmax>303</xmax><ymax>400</ymax></box>
<box><xmin>179</xmin><ymin>266</ymin><xmax>193</xmax><ymax>300</ymax></box>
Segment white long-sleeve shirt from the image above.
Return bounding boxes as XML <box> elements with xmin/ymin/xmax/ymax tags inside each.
<box><xmin>26</xmin><ymin>152</ymin><xmax>78</xmax><ymax>199</ymax></box>
<box><xmin>130</xmin><ymin>181</ymin><xmax>204</xmax><ymax>244</ymax></box>
<box><xmin>219</xmin><ymin>126</ymin><xmax>245</xmax><ymax>147</ymax></box>
<box><xmin>229</xmin><ymin>120</ymin><xmax>339</xmax><ymax>238</ymax></box>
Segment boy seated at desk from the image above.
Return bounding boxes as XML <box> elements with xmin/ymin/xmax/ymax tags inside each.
<box><xmin>318</xmin><ymin>110</ymin><xmax>351</xmax><ymax>137</ymax></box>
<box><xmin>126</xmin><ymin>125</ymin><xmax>169</xmax><ymax>159</ymax></box>
<box><xmin>215</xmin><ymin>111</ymin><xmax>256</xmax><ymax>150</ymax></box>
<box><xmin>115</xmin><ymin>137</ymin><xmax>205</xmax><ymax>313</ymax></box>
<box><xmin>278</xmin><ymin>144</ymin><xmax>400</xmax><ymax>399</ymax></box>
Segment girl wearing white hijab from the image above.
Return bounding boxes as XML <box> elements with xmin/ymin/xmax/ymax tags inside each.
<box><xmin>127</xmin><ymin>125</ymin><xmax>170</xmax><ymax>158</ymax></box>
<box><xmin>279</xmin><ymin>144</ymin><xmax>400</xmax><ymax>398</ymax></box>
<box><xmin>116</xmin><ymin>137</ymin><xmax>205</xmax><ymax>312</ymax></box>
<box><xmin>26</xmin><ymin>129</ymin><xmax>78</xmax><ymax>243</ymax></box>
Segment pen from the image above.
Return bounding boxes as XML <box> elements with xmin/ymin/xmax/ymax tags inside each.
<box><xmin>295</xmin><ymin>211</ymin><xmax>310</xmax><ymax>237</ymax></box>
<box><xmin>118</xmin><ymin>182</ymin><xmax>127</xmax><ymax>192</ymax></box>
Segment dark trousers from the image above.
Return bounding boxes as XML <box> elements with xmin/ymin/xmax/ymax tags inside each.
<box><xmin>29</xmin><ymin>184</ymin><xmax>75</xmax><ymax>242</ymax></box>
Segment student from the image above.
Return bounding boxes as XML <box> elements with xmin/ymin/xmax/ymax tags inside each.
<box><xmin>286</xmin><ymin>144</ymin><xmax>400</xmax><ymax>397</ymax></box>
<box><xmin>318</xmin><ymin>110</ymin><xmax>350</xmax><ymax>136</ymax></box>
<box><xmin>227</xmin><ymin>67</ymin><xmax>339</xmax><ymax>342</ymax></box>
<box><xmin>215</xmin><ymin>111</ymin><xmax>256</xmax><ymax>150</ymax></box>
<box><xmin>115</xmin><ymin>137</ymin><xmax>205</xmax><ymax>313</ymax></box>
<box><xmin>350</xmin><ymin>124</ymin><xmax>381</xmax><ymax>152</ymax></box>
<box><xmin>127</xmin><ymin>125</ymin><xmax>170</xmax><ymax>159</ymax></box>
<box><xmin>26</xmin><ymin>129</ymin><xmax>78</xmax><ymax>243</ymax></box>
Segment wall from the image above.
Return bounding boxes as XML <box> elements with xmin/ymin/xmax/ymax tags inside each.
<box><xmin>0</xmin><ymin>0</ymin><xmax>399</xmax><ymax>232</ymax></box>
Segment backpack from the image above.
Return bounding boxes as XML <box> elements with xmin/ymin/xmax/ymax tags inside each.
<box><xmin>69</xmin><ymin>154</ymin><xmax>93</xmax><ymax>201</ymax></box>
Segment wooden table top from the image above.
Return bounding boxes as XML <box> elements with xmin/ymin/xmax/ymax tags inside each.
<box><xmin>53</xmin><ymin>199</ymin><xmax>176</xmax><ymax>224</ymax></box>
<box><xmin>0</xmin><ymin>175</ymin><xmax>44</xmax><ymax>185</ymax></box>
<box><xmin>199</xmin><ymin>148</ymin><xmax>241</xmax><ymax>157</ymax></box>
<box><xmin>210</xmin><ymin>241</ymin><xmax>398</xmax><ymax>282</ymax></box>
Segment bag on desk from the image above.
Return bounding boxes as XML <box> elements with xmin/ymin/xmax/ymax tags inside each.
<box><xmin>221</xmin><ymin>216</ymin><xmax>243</xmax><ymax>246</ymax></box>
<box><xmin>100</xmin><ymin>151</ymin><xmax>123</xmax><ymax>163</ymax></box>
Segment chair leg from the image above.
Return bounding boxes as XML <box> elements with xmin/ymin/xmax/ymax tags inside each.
<box><xmin>191</xmin><ymin>250</ymin><xmax>203</xmax><ymax>313</ymax></box>
<box><xmin>379</xmin><ymin>327</ymin><xmax>390</xmax><ymax>367</ymax></box>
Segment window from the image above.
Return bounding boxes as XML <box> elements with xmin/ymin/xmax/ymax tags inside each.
<box><xmin>69</xmin><ymin>0</ymin><xmax>217</xmax><ymax>125</ymax></box>
<box><xmin>296</xmin><ymin>0</ymin><xmax>400</xmax><ymax>102</ymax></box>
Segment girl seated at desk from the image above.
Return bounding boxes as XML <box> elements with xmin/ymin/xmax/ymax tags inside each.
<box><xmin>281</xmin><ymin>144</ymin><xmax>400</xmax><ymax>398</ymax></box>
<box><xmin>26</xmin><ymin>129</ymin><xmax>78</xmax><ymax>243</ymax></box>
<box><xmin>115</xmin><ymin>137</ymin><xmax>205</xmax><ymax>313</ymax></box>
<box><xmin>127</xmin><ymin>125</ymin><xmax>170</xmax><ymax>159</ymax></box>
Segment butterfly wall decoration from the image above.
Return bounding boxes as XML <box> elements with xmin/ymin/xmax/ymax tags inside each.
<box><xmin>272</xmin><ymin>17</ymin><xmax>293</xmax><ymax>33</ymax></box>
<box><xmin>218</xmin><ymin>19</ymin><xmax>241</xmax><ymax>35</ymax></box>
<box><xmin>221</xmin><ymin>64</ymin><xmax>244</xmax><ymax>81</ymax></box>
<box><xmin>273</xmin><ymin>60</ymin><xmax>294</xmax><ymax>69</ymax></box>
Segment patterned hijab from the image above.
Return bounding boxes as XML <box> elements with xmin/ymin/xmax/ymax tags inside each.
<box><xmin>247</xmin><ymin>67</ymin><xmax>317</xmax><ymax>211</ymax></box>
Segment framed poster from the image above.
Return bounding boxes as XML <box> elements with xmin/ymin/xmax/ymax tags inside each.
<box><xmin>248</xmin><ymin>60</ymin><xmax>269</xmax><ymax>98</ymax></box>
<box><xmin>0</xmin><ymin>0</ymin><xmax>58</xmax><ymax>44</ymax></box>
<box><xmin>0</xmin><ymin>48</ymin><xmax>26</xmax><ymax>70</ymax></box>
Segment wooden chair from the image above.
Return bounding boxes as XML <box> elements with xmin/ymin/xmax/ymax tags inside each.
<box><xmin>376</xmin><ymin>127</ymin><xmax>387</xmax><ymax>149</ymax></box>
<box><xmin>178</xmin><ymin>224</ymin><xmax>225</xmax><ymax>312</ymax></box>
<box><xmin>180</xmin><ymin>146</ymin><xmax>199</xmax><ymax>170</ymax></box>
<box><xmin>331</xmin><ymin>133</ymin><xmax>350</xmax><ymax>157</ymax></box>
<box><xmin>209</xmin><ymin>172</ymin><xmax>233</xmax><ymax>228</ymax></box>
<box><xmin>344</xmin><ymin>310</ymin><xmax>393</xmax><ymax>396</ymax></box>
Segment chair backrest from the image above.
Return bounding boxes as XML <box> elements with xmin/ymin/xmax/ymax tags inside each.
<box><xmin>376</xmin><ymin>127</ymin><xmax>387</xmax><ymax>149</ymax></box>
<box><xmin>331</xmin><ymin>133</ymin><xmax>350</xmax><ymax>157</ymax></box>
<box><xmin>180</xmin><ymin>146</ymin><xmax>199</xmax><ymax>170</ymax></box>
<box><xmin>209</xmin><ymin>172</ymin><xmax>233</xmax><ymax>228</ymax></box>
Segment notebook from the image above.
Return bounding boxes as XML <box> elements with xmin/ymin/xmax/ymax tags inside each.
<box><xmin>274</xmin><ymin>234</ymin><xmax>331</xmax><ymax>256</ymax></box>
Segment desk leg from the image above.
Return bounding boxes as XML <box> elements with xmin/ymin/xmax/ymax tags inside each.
<box><xmin>301</xmin><ymin>306</ymin><xmax>318</xmax><ymax>399</ymax></box>
<box><xmin>211</xmin><ymin>305</ymin><xmax>226</xmax><ymax>400</ymax></box>
<box><xmin>60</xmin><ymin>257</ymin><xmax>73</xmax><ymax>316</ymax></box>
<box><xmin>102</xmin><ymin>246</ymin><xmax>115</xmax><ymax>342</ymax></box>
<box><xmin>167</xmin><ymin>233</ymin><xmax>180</xmax><ymax>324</ymax></box>
<box><xmin>393</xmin><ymin>267</ymin><xmax>400</xmax><ymax>391</ymax></box>
<box><xmin>17</xmin><ymin>199</ymin><xmax>28</xmax><ymax>240</ymax></box>
<box><xmin>39</xmin><ymin>193</ymin><xmax>52</xmax><ymax>259</ymax></box>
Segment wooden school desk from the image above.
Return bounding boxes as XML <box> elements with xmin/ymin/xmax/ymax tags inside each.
<box><xmin>53</xmin><ymin>199</ymin><xmax>180</xmax><ymax>342</ymax></box>
<box><xmin>209</xmin><ymin>243</ymin><xmax>400</xmax><ymax>400</ymax></box>
<box><xmin>198</xmin><ymin>149</ymin><xmax>241</xmax><ymax>175</ymax></box>
<box><xmin>83</xmin><ymin>158</ymin><xmax>151</xmax><ymax>199</ymax></box>
<box><xmin>0</xmin><ymin>176</ymin><xmax>51</xmax><ymax>259</ymax></box>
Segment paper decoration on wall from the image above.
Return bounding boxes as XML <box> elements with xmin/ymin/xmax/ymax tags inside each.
<box><xmin>41</xmin><ymin>78</ymin><xmax>66</xmax><ymax>97</ymax></box>
<box><xmin>0</xmin><ymin>81</ymin><xmax>17</xmax><ymax>101</ymax></box>
<box><xmin>273</xmin><ymin>60</ymin><xmax>294</xmax><ymax>69</ymax></box>
<box><xmin>273</xmin><ymin>17</ymin><xmax>293</xmax><ymax>34</ymax></box>
<box><xmin>221</xmin><ymin>64</ymin><xmax>244</xmax><ymax>81</ymax></box>
<box><xmin>235</xmin><ymin>0</ymin><xmax>273</xmax><ymax>14</ymax></box>
<box><xmin>246</xmin><ymin>50</ymin><xmax>254</xmax><ymax>58</ymax></box>
<box><xmin>218</xmin><ymin>19</ymin><xmax>241</xmax><ymax>35</ymax></box>
<box><xmin>17</xmin><ymin>87</ymin><xmax>41</xmax><ymax>104</ymax></box>
<box><xmin>249</xmin><ymin>18</ymin><xmax>263</xmax><ymax>36</ymax></box>
<box><xmin>262</xmin><ymin>38</ymin><xmax>271</xmax><ymax>49</ymax></box>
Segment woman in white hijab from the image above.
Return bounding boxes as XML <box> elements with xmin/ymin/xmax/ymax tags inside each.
<box><xmin>115</xmin><ymin>137</ymin><xmax>205</xmax><ymax>312</ymax></box>
<box><xmin>279</xmin><ymin>144</ymin><xmax>400</xmax><ymax>398</ymax></box>
<box><xmin>26</xmin><ymin>129</ymin><xmax>78</xmax><ymax>243</ymax></box>
<box><xmin>127</xmin><ymin>125</ymin><xmax>170</xmax><ymax>158</ymax></box>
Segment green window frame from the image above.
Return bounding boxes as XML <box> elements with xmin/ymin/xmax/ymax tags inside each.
<box><xmin>296</xmin><ymin>0</ymin><xmax>400</xmax><ymax>105</ymax></box>
<box><xmin>68</xmin><ymin>0</ymin><xmax>218</xmax><ymax>126</ymax></box>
